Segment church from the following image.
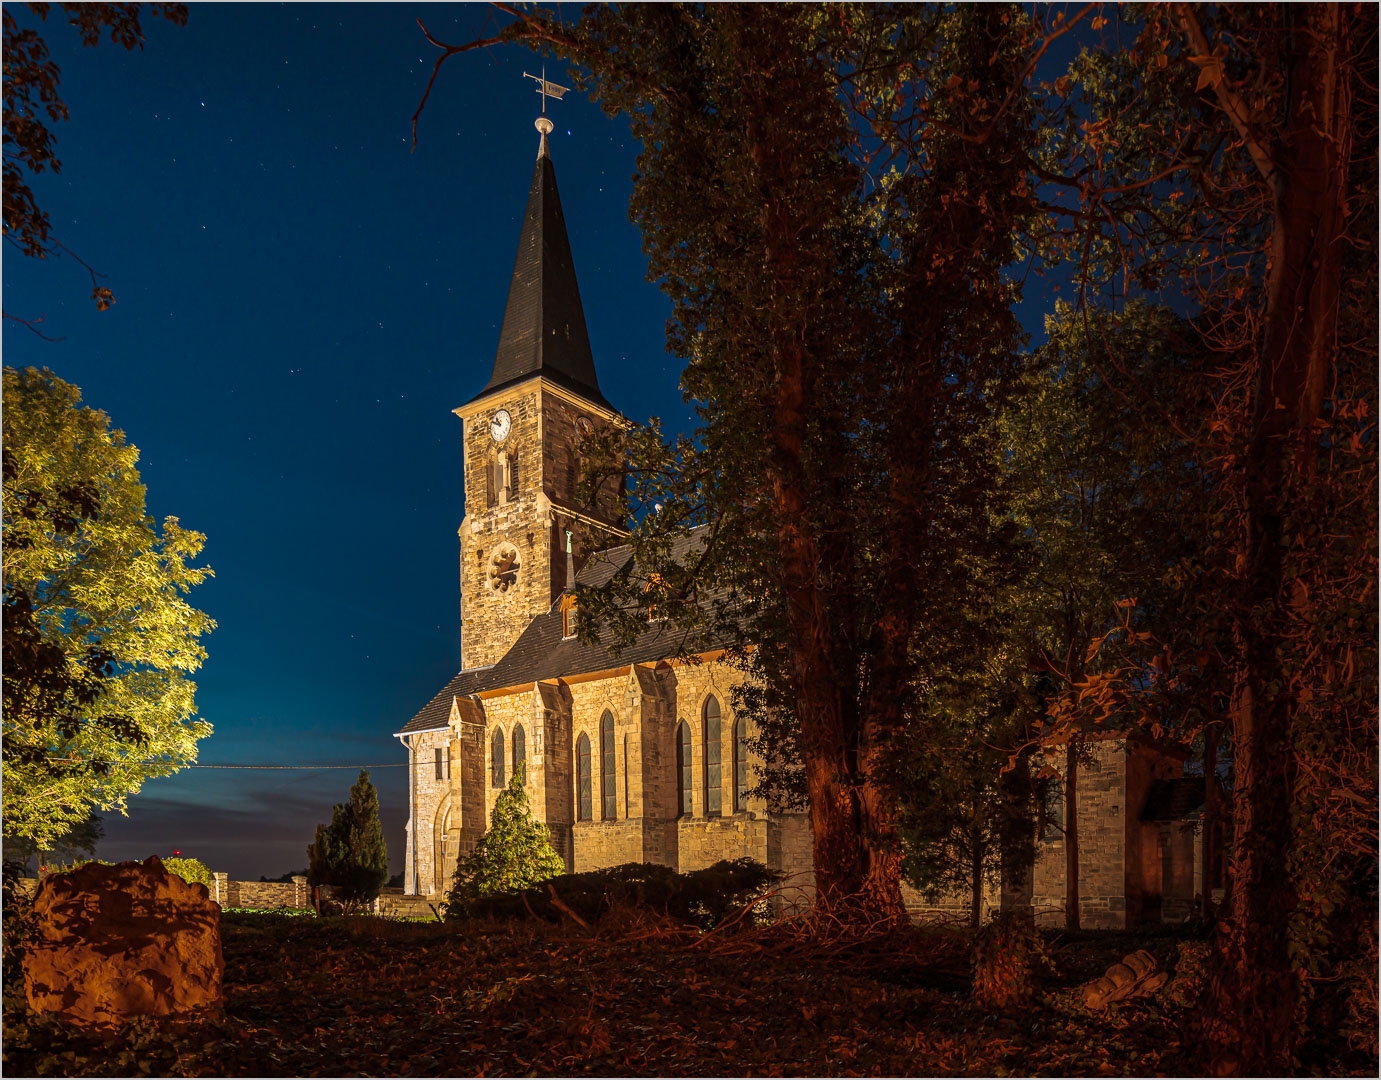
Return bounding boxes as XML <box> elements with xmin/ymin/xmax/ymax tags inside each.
<box><xmin>393</xmin><ymin>115</ymin><xmax>814</xmax><ymax>899</ymax></box>
<box><xmin>394</xmin><ymin>112</ymin><xmax>1214</xmax><ymax>930</ymax></box>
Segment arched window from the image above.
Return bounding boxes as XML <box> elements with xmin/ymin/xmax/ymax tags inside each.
<box><xmin>733</xmin><ymin>716</ymin><xmax>748</xmax><ymax>812</ymax></box>
<box><xmin>623</xmin><ymin>733</ymin><xmax>631</xmax><ymax>819</ymax></box>
<box><xmin>676</xmin><ymin>720</ymin><xmax>692</xmax><ymax>817</ymax></box>
<box><xmin>600</xmin><ymin>711</ymin><xmax>616</xmax><ymax>820</ymax></box>
<box><xmin>491</xmin><ymin>728</ymin><xmax>505</xmax><ymax>788</ymax></box>
<box><xmin>703</xmin><ymin>696</ymin><xmax>722</xmax><ymax>816</ymax></box>
<box><xmin>512</xmin><ymin>724</ymin><xmax>526</xmax><ymax>784</ymax></box>
<box><xmin>576</xmin><ymin>733</ymin><xmax>592</xmax><ymax>821</ymax></box>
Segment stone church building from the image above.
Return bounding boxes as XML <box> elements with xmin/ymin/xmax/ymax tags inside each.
<box><xmin>394</xmin><ymin>121</ymin><xmax>1213</xmax><ymax>927</ymax></box>
<box><xmin>394</xmin><ymin>123</ymin><xmax>813</xmax><ymax>898</ymax></box>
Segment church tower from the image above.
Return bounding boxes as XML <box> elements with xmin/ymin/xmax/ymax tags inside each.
<box><xmin>454</xmin><ymin>116</ymin><xmax>625</xmax><ymax>671</ymax></box>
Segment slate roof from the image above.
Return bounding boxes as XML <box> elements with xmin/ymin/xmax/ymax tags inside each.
<box><xmin>470</xmin><ymin>143</ymin><xmax>610</xmax><ymax>411</ymax></box>
<box><xmin>397</xmin><ymin>530</ymin><xmax>722</xmax><ymax>735</ymax></box>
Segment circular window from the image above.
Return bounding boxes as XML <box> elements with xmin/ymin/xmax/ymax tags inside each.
<box><xmin>488</xmin><ymin>543</ymin><xmax>521</xmax><ymax>593</ymax></box>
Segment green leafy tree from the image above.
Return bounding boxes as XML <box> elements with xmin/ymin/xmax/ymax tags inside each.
<box><xmin>445</xmin><ymin>766</ymin><xmax>565</xmax><ymax>918</ymax></box>
<box><xmin>306</xmin><ymin>769</ymin><xmax>389</xmax><ymax>911</ymax></box>
<box><xmin>2</xmin><ymin>366</ymin><xmax>214</xmax><ymax>850</ymax></box>
<box><xmin>4</xmin><ymin>808</ymin><xmax>102</xmax><ymax>874</ymax></box>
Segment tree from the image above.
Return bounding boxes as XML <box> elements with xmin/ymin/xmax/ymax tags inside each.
<box><xmin>416</xmin><ymin>3</ymin><xmax>1044</xmax><ymax>925</ymax></box>
<box><xmin>1004</xmin><ymin>304</ymin><xmax>1206</xmax><ymax>929</ymax></box>
<box><xmin>2</xmin><ymin>365</ymin><xmax>214</xmax><ymax>850</ymax></box>
<box><xmin>3</xmin><ymin>3</ymin><xmax>187</xmax><ymax>324</ymax></box>
<box><xmin>444</xmin><ymin>766</ymin><xmax>565</xmax><ymax>918</ymax></box>
<box><xmin>306</xmin><ymin>769</ymin><xmax>390</xmax><ymax>912</ymax></box>
<box><xmin>1030</xmin><ymin>7</ymin><xmax>1377</xmax><ymax>1068</ymax></box>
<box><xmin>3</xmin><ymin>807</ymin><xmax>102</xmax><ymax>874</ymax></box>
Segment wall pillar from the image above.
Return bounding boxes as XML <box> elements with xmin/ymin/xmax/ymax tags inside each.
<box><xmin>212</xmin><ymin>872</ymin><xmax>228</xmax><ymax>907</ymax></box>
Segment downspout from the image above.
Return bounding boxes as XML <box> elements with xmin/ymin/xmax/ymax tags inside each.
<box><xmin>395</xmin><ymin>732</ymin><xmax>416</xmax><ymax>895</ymax></box>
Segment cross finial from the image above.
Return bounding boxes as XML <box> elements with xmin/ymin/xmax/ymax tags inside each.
<box><xmin>524</xmin><ymin>67</ymin><xmax>570</xmax><ymax>156</ymax></box>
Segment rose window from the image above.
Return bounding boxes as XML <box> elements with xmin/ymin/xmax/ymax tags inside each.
<box><xmin>488</xmin><ymin>543</ymin><xmax>521</xmax><ymax>593</ymax></box>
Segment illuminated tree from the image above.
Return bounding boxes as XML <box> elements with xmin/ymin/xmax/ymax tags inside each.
<box><xmin>2</xmin><ymin>365</ymin><xmax>214</xmax><ymax>850</ymax></box>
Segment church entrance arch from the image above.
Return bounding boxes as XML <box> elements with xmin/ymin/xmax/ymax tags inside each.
<box><xmin>432</xmin><ymin>792</ymin><xmax>455</xmax><ymax>895</ymax></box>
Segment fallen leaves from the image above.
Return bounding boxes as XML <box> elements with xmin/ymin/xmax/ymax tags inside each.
<box><xmin>1</xmin><ymin>914</ymin><xmax>1363</xmax><ymax>1076</ymax></box>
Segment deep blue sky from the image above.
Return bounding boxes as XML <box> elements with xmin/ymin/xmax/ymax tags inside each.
<box><xmin>3</xmin><ymin>3</ymin><xmax>689</xmax><ymax>879</ymax></box>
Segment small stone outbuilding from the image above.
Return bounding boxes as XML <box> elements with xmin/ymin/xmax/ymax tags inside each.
<box><xmin>1018</xmin><ymin>734</ymin><xmax>1225</xmax><ymax>929</ymax></box>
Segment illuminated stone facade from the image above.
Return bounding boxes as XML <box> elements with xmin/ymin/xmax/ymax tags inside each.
<box><xmin>396</xmin><ymin>133</ymin><xmax>812</xmax><ymax>900</ymax></box>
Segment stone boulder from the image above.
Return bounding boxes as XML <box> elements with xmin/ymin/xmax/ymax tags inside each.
<box><xmin>1080</xmin><ymin>948</ymin><xmax>1169</xmax><ymax>1010</ymax></box>
<box><xmin>23</xmin><ymin>855</ymin><xmax>224</xmax><ymax>1028</ymax></box>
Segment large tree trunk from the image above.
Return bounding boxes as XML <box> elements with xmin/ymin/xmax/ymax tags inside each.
<box><xmin>734</xmin><ymin>12</ymin><xmax>905</xmax><ymax>925</ymax></box>
<box><xmin>970</xmin><ymin>820</ymin><xmax>985</xmax><ymax>930</ymax></box>
<box><xmin>1177</xmin><ymin>5</ymin><xmax>1356</xmax><ymax>1072</ymax></box>
<box><xmin>1064</xmin><ymin>741</ymin><xmax>1080</xmax><ymax>930</ymax></box>
<box><xmin>1200</xmin><ymin>721</ymin><xmax>1218</xmax><ymax>921</ymax></box>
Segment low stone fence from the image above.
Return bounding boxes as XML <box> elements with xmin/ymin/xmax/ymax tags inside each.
<box><xmin>11</xmin><ymin>874</ymin><xmax>435</xmax><ymax>918</ymax></box>
<box><xmin>212</xmin><ymin>874</ymin><xmax>309</xmax><ymax>910</ymax></box>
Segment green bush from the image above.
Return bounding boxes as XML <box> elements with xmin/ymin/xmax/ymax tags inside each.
<box><xmin>162</xmin><ymin>856</ymin><xmax>213</xmax><ymax>888</ymax></box>
<box><xmin>443</xmin><ymin>766</ymin><xmax>565</xmax><ymax>918</ymax></box>
<box><xmin>454</xmin><ymin>857</ymin><xmax>780</xmax><ymax>929</ymax></box>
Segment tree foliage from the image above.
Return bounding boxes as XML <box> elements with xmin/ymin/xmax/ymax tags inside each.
<box><xmin>2</xmin><ymin>3</ymin><xmax>187</xmax><ymax>319</ymax></box>
<box><xmin>444</xmin><ymin>766</ymin><xmax>565</xmax><ymax>918</ymax></box>
<box><xmin>430</xmin><ymin>2</ymin><xmax>1042</xmax><ymax>923</ymax></box>
<box><xmin>306</xmin><ymin>769</ymin><xmax>390</xmax><ymax>909</ymax></box>
<box><xmin>415</xmin><ymin>5</ymin><xmax>1377</xmax><ymax>1066</ymax></box>
<box><xmin>2</xmin><ymin>366</ymin><xmax>214</xmax><ymax>850</ymax></box>
<box><xmin>1024</xmin><ymin>8</ymin><xmax>1377</xmax><ymax>1068</ymax></box>
<box><xmin>162</xmin><ymin>855</ymin><xmax>212</xmax><ymax>889</ymax></box>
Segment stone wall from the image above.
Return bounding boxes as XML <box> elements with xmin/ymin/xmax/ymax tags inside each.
<box><xmin>765</xmin><ymin>812</ymin><xmax>816</xmax><ymax>911</ymax></box>
<box><xmin>211</xmin><ymin>874</ymin><xmax>309</xmax><ymax>910</ymax></box>
<box><xmin>375</xmin><ymin>888</ymin><xmax>441</xmax><ymax>919</ymax></box>
<box><xmin>406</xmin><ymin>724</ymin><xmax>459</xmax><ymax>896</ymax></box>
<box><xmin>1031</xmin><ymin>739</ymin><xmax>1129</xmax><ymax>929</ymax></box>
<box><xmin>901</xmin><ymin>879</ymin><xmax>1002</xmax><ymax>925</ymax></box>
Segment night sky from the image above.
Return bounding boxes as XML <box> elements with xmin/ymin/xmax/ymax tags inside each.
<box><xmin>2</xmin><ymin>4</ymin><xmax>690</xmax><ymax>880</ymax></box>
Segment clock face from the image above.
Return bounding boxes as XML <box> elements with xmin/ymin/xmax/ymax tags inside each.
<box><xmin>489</xmin><ymin>409</ymin><xmax>512</xmax><ymax>444</ymax></box>
<box><xmin>576</xmin><ymin>417</ymin><xmax>593</xmax><ymax>437</ymax></box>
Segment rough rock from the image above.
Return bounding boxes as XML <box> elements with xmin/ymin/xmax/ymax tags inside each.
<box><xmin>1081</xmin><ymin>949</ymin><xmax>1167</xmax><ymax>1011</ymax></box>
<box><xmin>23</xmin><ymin>855</ymin><xmax>223</xmax><ymax>1028</ymax></box>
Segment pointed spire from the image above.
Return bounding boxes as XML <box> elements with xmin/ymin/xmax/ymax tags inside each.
<box><xmin>473</xmin><ymin>91</ymin><xmax>608</xmax><ymax>408</ymax></box>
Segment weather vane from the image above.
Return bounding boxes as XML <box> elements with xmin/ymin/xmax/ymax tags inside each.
<box><xmin>524</xmin><ymin>67</ymin><xmax>570</xmax><ymax>145</ymax></box>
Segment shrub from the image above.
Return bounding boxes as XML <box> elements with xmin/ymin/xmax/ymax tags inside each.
<box><xmin>972</xmin><ymin>909</ymin><xmax>1049</xmax><ymax>1009</ymax></box>
<box><xmin>444</xmin><ymin>766</ymin><xmax>564</xmax><ymax>917</ymax></box>
<box><xmin>454</xmin><ymin>857</ymin><xmax>780</xmax><ymax>929</ymax></box>
<box><xmin>162</xmin><ymin>856</ymin><xmax>213</xmax><ymax>889</ymax></box>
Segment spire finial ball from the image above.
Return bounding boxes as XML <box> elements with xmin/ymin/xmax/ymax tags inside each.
<box><xmin>535</xmin><ymin>117</ymin><xmax>554</xmax><ymax>136</ymax></box>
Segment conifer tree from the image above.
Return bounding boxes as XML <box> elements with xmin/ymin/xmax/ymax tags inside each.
<box><xmin>306</xmin><ymin>769</ymin><xmax>389</xmax><ymax>911</ymax></box>
<box><xmin>445</xmin><ymin>765</ymin><xmax>565</xmax><ymax>918</ymax></box>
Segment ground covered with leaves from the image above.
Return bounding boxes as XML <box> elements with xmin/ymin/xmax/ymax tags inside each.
<box><xmin>2</xmin><ymin>912</ymin><xmax>1371</xmax><ymax>1077</ymax></box>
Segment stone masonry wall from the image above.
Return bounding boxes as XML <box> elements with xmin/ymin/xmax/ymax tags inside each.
<box><xmin>1031</xmin><ymin>739</ymin><xmax>1129</xmax><ymax>929</ymax></box>
<box><xmin>765</xmin><ymin>813</ymin><xmax>815</xmax><ymax>912</ymax></box>
<box><xmin>567</xmin><ymin>672</ymin><xmax>645</xmax><ymax>871</ymax></box>
<box><xmin>211</xmin><ymin>874</ymin><xmax>309</xmax><ymax>910</ymax></box>
<box><xmin>407</xmin><ymin>725</ymin><xmax>458</xmax><ymax>896</ymax></box>
<box><xmin>632</xmin><ymin>664</ymin><xmax>679</xmax><ymax>867</ymax></box>
<box><xmin>457</xmin><ymin>386</ymin><xmax>552</xmax><ymax>671</ymax></box>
